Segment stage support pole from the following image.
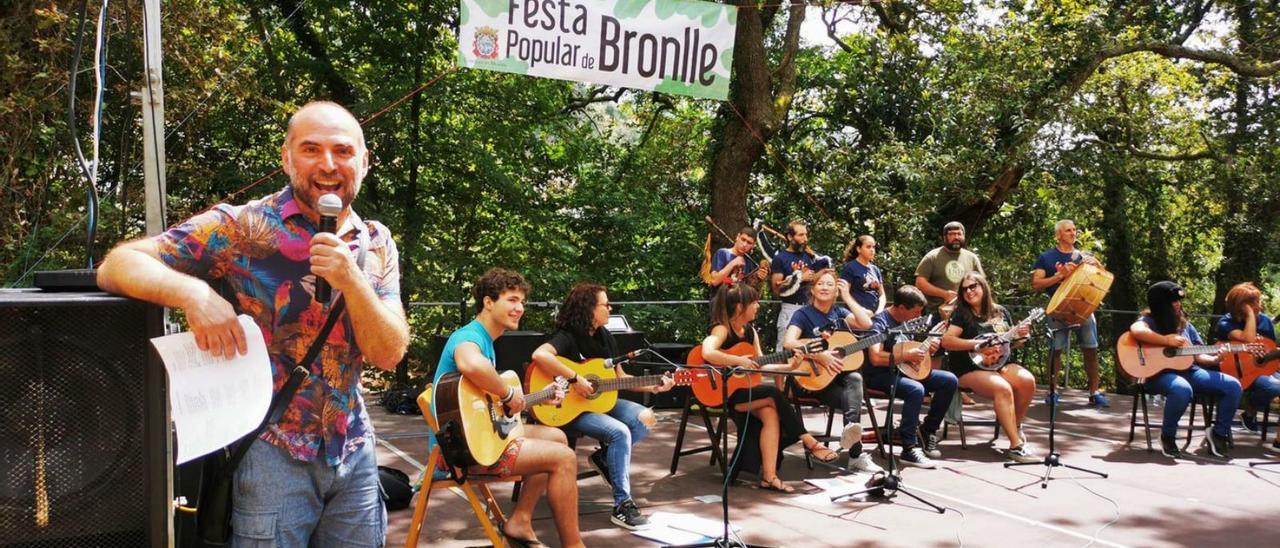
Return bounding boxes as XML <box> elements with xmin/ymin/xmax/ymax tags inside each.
<box><xmin>141</xmin><ymin>0</ymin><xmax>166</xmax><ymax>237</ymax></box>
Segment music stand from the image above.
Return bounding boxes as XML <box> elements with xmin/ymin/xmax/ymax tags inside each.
<box><xmin>638</xmin><ymin>349</ymin><xmax>807</xmax><ymax>548</ymax></box>
<box><xmin>831</xmin><ymin>332</ymin><xmax>945</xmax><ymax>513</ymax></box>
<box><xmin>1005</xmin><ymin>323</ymin><xmax>1108</xmax><ymax>487</ymax></box>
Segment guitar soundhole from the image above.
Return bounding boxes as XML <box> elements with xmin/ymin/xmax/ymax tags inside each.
<box><xmin>1162</xmin><ymin>347</ymin><xmax>1178</xmax><ymax>358</ymax></box>
<box><xmin>586</xmin><ymin>375</ymin><xmax>602</xmax><ymax>400</ymax></box>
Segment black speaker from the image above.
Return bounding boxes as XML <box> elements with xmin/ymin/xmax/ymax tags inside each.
<box><xmin>647</xmin><ymin>342</ymin><xmax>695</xmax><ymax>409</ymax></box>
<box><xmin>0</xmin><ymin>289</ymin><xmax>169</xmax><ymax>547</ymax></box>
<box><xmin>493</xmin><ymin>330</ymin><xmax>549</xmax><ymax>379</ymax></box>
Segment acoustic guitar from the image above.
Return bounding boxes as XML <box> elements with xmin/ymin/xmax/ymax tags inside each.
<box><xmin>968</xmin><ymin>308</ymin><xmax>1045</xmax><ymax>371</ymax></box>
<box><xmin>433</xmin><ymin>370</ymin><xmax>568</xmax><ymax>466</ymax></box>
<box><xmin>526</xmin><ymin>357</ymin><xmax>696</xmax><ymax>427</ymax></box>
<box><xmin>793</xmin><ymin>316</ymin><xmax>931</xmax><ymax>390</ymax></box>
<box><xmin>1217</xmin><ymin>338</ymin><xmax>1280</xmax><ymax>389</ymax></box>
<box><xmin>687</xmin><ymin>340</ymin><xmax>824</xmax><ymax>408</ymax></box>
<box><xmin>1116</xmin><ymin>332</ymin><xmax>1263</xmax><ymax>379</ymax></box>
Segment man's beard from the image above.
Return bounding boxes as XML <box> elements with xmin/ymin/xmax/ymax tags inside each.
<box><xmin>292</xmin><ymin>176</ymin><xmax>357</xmax><ymax>212</ymax></box>
<box><xmin>945</xmin><ymin>241</ymin><xmax>963</xmax><ymax>251</ymax></box>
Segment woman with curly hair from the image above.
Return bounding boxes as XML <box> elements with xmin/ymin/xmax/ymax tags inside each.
<box><xmin>530</xmin><ymin>282</ymin><xmax>674</xmax><ymax>530</ymax></box>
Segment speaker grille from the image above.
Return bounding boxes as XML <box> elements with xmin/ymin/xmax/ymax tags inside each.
<box><xmin>0</xmin><ymin>296</ymin><xmax>150</xmax><ymax>546</ymax></box>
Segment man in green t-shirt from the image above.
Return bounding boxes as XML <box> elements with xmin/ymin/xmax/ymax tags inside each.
<box><xmin>914</xmin><ymin>221</ymin><xmax>985</xmax><ymax>310</ymax></box>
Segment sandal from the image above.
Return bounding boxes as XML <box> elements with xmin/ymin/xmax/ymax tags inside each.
<box><xmin>805</xmin><ymin>443</ymin><xmax>840</xmax><ymax>463</ymax></box>
<box><xmin>759</xmin><ymin>476</ymin><xmax>795</xmax><ymax>493</ymax></box>
<box><xmin>501</xmin><ymin>526</ymin><xmax>547</xmax><ymax>548</ymax></box>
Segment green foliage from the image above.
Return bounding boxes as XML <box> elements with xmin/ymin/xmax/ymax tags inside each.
<box><xmin>4</xmin><ymin>0</ymin><xmax>1279</xmax><ymax>393</ymax></box>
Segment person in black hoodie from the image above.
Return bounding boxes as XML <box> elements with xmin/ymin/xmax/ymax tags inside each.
<box><xmin>1126</xmin><ymin>281</ymin><xmax>1241</xmax><ymax>458</ymax></box>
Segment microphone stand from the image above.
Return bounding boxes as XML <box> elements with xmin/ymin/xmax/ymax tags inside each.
<box><xmin>831</xmin><ymin>332</ymin><xmax>945</xmax><ymax>513</ymax></box>
<box><xmin>1005</xmin><ymin>323</ymin><xmax>1108</xmax><ymax>487</ymax></box>
<box><xmin>636</xmin><ymin>349</ymin><xmax>805</xmax><ymax>548</ymax></box>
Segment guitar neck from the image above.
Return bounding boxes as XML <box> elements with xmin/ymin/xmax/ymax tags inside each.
<box><xmin>997</xmin><ymin>320</ymin><xmax>1032</xmax><ymax>344</ymax></box>
<box><xmin>755</xmin><ymin>348</ymin><xmax>797</xmax><ymax>365</ymax></box>
<box><xmin>596</xmin><ymin>375</ymin><xmax>666</xmax><ymax>392</ymax></box>
<box><xmin>1168</xmin><ymin>344</ymin><xmax>1232</xmax><ymax>356</ymax></box>
<box><xmin>524</xmin><ymin>384</ymin><xmax>562</xmax><ymax>407</ymax></box>
<box><xmin>835</xmin><ymin>331</ymin><xmax>889</xmax><ymax>354</ymax></box>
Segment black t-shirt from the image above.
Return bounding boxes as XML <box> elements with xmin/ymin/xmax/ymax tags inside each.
<box><xmin>719</xmin><ymin>324</ymin><xmax>757</xmax><ymax>350</ymax></box>
<box><xmin>548</xmin><ymin>327</ymin><xmax>619</xmax><ymax>362</ymax></box>
<box><xmin>945</xmin><ymin>305</ymin><xmax>1013</xmax><ymax>378</ymax></box>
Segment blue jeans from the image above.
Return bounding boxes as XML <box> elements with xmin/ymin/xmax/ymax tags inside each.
<box><xmin>813</xmin><ymin>372</ymin><xmax>864</xmax><ymax>426</ymax></box>
<box><xmin>864</xmin><ymin>368</ymin><xmax>958</xmax><ymax>447</ymax></box>
<box><xmin>231</xmin><ymin>438</ymin><xmax>386</xmax><ymax>548</ymax></box>
<box><xmin>1248</xmin><ymin>374</ymin><xmax>1280</xmax><ymax>410</ymax></box>
<box><xmin>1143</xmin><ymin>366</ymin><xmax>1242</xmax><ymax>438</ymax></box>
<box><xmin>568</xmin><ymin>398</ymin><xmax>650</xmax><ymax>506</ymax></box>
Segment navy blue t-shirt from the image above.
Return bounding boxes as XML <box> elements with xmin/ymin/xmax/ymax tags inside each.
<box><xmin>789</xmin><ymin>304</ymin><xmax>851</xmax><ymax>339</ymax></box>
<box><xmin>771</xmin><ymin>249</ymin><xmax>821</xmax><ymax>305</ymax></box>
<box><xmin>1032</xmin><ymin>248</ymin><xmax>1086</xmax><ymax>295</ymax></box>
<box><xmin>839</xmin><ymin>260</ymin><xmax>883</xmax><ymax>312</ymax></box>
<box><xmin>869</xmin><ymin>310</ymin><xmax>903</xmax><ymax>354</ymax></box>
<box><xmin>1214</xmin><ymin>313</ymin><xmax>1277</xmax><ymax>343</ymax></box>
<box><xmin>711</xmin><ymin>248</ymin><xmax>736</xmax><ymax>274</ymax></box>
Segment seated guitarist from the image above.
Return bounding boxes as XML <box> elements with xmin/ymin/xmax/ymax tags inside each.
<box><xmin>939</xmin><ymin>272</ymin><xmax>1037</xmax><ymax>464</ymax></box>
<box><xmin>782</xmin><ymin>268</ymin><xmax>882</xmax><ymax>473</ymax></box>
<box><xmin>430</xmin><ymin>268</ymin><xmax>583</xmax><ymax>548</ymax></box>
<box><xmin>529</xmin><ymin>282</ymin><xmax>674</xmax><ymax>530</ymax></box>
<box><xmin>866</xmin><ymin>285</ymin><xmax>958</xmax><ymax>469</ymax></box>
<box><xmin>1128</xmin><ymin>281</ymin><xmax>1239</xmax><ymax>458</ymax></box>
<box><xmin>1215</xmin><ymin>282</ymin><xmax>1279</xmax><ymax>452</ymax></box>
<box><xmin>701</xmin><ymin>283</ymin><xmax>847</xmax><ymax>492</ymax></box>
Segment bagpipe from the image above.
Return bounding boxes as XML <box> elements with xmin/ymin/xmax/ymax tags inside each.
<box><xmin>699</xmin><ymin>217</ymin><xmax>832</xmax><ymax>296</ymax></box>
<box><xmin>700</xmin><ymin>216</ymin><xmax>772</xmax><ymax>292</ymax></box>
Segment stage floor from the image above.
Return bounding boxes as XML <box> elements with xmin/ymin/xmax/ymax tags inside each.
<box><xmin>373</xmin><ymin>388</ymin><xmax>1280</xmax><ymax>547</ymax></box>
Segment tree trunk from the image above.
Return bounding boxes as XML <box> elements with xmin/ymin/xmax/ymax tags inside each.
<box><xmin>708</xmin><ymin>115</ymin><xmax>763</xmax><ymax>247</ymax></box>
<box><xmin>394</xmin><ymin>59</ymin><xmax>424</xmax><ymax>387</ymax></box>
<box><xmin>1144</xmin><ymin>188</ymin><xmax>1170</xmax><ymax>285</ymax></box>
<box><xmin>706</xmin><ymin>1</ymin><xmax>804</xmax><ymax>249</ymax></box>
<box><xmin>1212</xmin><ymin>0</ymin><xmax>1263</xmax><ymax>314</ymax></box>
<box><xmin>1099</xmin><ymin>166</ymin><xmax>1136</xmax><ymax>392</ymax></box>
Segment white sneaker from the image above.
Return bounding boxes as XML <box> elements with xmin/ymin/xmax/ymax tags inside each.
<box><xmin>847</xmin><ymin>451</ymin><xmax>884</xmax><ymax>474</ymax></box>
<box><xmin>841</xmin><ymin>423</ymin><xmax>863</xmax><ymax>451</ymax></box>
<box><xmin>1006</xmin><ymin>444</ymin><xmax>1040</xmax><ymax>464</ymax></box>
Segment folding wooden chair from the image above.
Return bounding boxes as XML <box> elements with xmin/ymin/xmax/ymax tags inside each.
<box><xmin>404</xmin><ymin>385</ymin><xmax>518</xmax><ymax>548</ymax></box>
<box><xmin>669</xmin><ymin>389</ymin><xmax>727</xmax><ymax>475</ymax></box>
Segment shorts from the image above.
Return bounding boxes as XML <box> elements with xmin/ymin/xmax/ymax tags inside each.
<box><xmin>468</xmin><ymin>437</ymin><xmax>524</xmax><ymax>478</ymax></box>
<box><xmin>1048</xmin><ymin>314</ymin><xmax>1099</xmax><ymax>351</ymax></box>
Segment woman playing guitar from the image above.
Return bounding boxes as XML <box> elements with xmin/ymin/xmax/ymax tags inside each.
<box><xmin>529</xmin><ymin>282</ymin><xmax>675</xmax><ymax>530</ymax></box>
<box><xmin>781</xmin><ymin>269</ymin><xmax>881</xmax><ymax>473</ymax></box>
<box><xmin>940</xmin><ymin>272</ymin><xmax>1039</xmax><ymax>463</ymax></box>
<box><xmin>1126</xmin><ymin>281</ymin><xmax>1239</xmax><ymax>458</ymax></box>
<box><xmin>1214</xmin><ymin>282</ymin><xmax>1280</xmax><ymax>452</ymax></box>
<box><xmin>700</xmin><ymin>283</ymin><xmax>846</xmax><ymax>492</ymax></box>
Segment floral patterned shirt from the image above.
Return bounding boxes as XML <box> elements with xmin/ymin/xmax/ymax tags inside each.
<box><xmin>154</xmin><ymin>186</ymin><xmax>400</xmax><ymax>465</ymax></box>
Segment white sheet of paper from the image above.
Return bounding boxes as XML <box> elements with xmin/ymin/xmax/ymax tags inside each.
<box><xmin>630</xmin><ymin>524</ymin><xmax>710</xmax><ymax>545</ymax></box>
<box><xmin>151</xmin><ymin>315</ymin><xmax>273</xmax><ymax>464</ymax></box>
<box><xmin>648</xmin><ymin>511</ymin><xmax>741</xmax><ymax>537</ymax></box>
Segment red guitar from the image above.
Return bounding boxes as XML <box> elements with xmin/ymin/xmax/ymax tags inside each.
<box><xmin>687</xmin><ymin>340</ymin><xmax>823</xmax><ymax>408</ymax></box>
<box><xmin>1218</xmin><ymin>338</ymin><xmax>1280</xmax><ymax>389</ymax></box>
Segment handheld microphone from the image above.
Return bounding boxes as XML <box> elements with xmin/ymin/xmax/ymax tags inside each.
<box><xmin>603</xmin><ymin>350</ymin><xmax>641</xmax><ymax>368</ymax></box>
<box><xmin>314</xmin><ymin>194</ymin><xmax>343</xmax><ymax>304</ymax></box>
